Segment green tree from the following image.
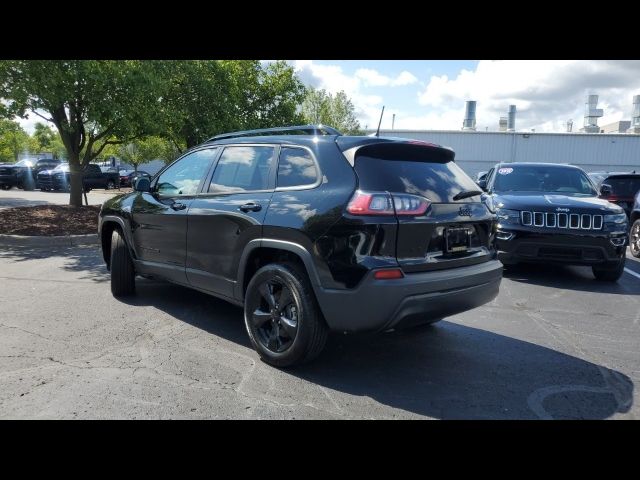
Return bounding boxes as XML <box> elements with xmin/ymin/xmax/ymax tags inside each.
<box><xmin>0</xmin><ymin>119</ymin><xmax>34</xmax><ymax>162</ymax></box>
<box><xmin>154</xmin><ymin>60</ymin><xmax>306</xmax><ymax>150</ymax></box>
<box><xmin>119</xmin><ymin>136</ymin><xmax>173</xmax><ymax>172</ymax></box>
<box><xmin>301</xmin><ymin>88</ymin><xmax>362</xmax><ymax>135</ymax></box>
<box><xmin>32</xmin><ymin>122</ymin><xmax>66</xmax><ymax>159</ymax></box>
<box><xmin>0</xmin><ymin>60</ymin><xmax>161</xmax><ymax>206</ymax></box>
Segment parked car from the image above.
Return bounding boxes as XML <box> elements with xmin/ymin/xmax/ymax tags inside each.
<box><xmin>0</xmin><ymin>162</ymin><xmax>15</xmax><ymax>190</ymax></box>
<box><xmin>120</xmin><ymin>170</ymin><xmax>151</xmax><ymax>187</ymax></box>
<box><xmin>0</xmin><ymin>158</ymin><xmax>62</xmax><ymax>190</ymax></box>
<box><xmin>629</xmin><ymin>190</ymin><xmax>640</xmax><ymax>258</ymax></box>
<box><xmin>484</xmin><ymin>162</ymin><xmax>628</xmax><ymax>281</ymax></box>
<box><xmin>588</xmin><ymin>171</ymin><xmax>640</xmax><ymax>220</ymax></box>
<box><xmin>99</xmin><ymin>125</ymin><xmax>503</xmax><ymax>367</ymax></box>
<box><xmin>37</xmin><ymin>163</ymin><xmax>119</xmax><ymax>191</ymax></box>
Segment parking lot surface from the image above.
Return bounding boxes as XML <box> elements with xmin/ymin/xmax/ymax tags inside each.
<box><xmin>0</xmin><ymin>241</ymin><xmax>638</xmax><ymax>419</ymax></box>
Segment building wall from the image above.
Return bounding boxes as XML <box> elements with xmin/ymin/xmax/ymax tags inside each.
<box><xmin>376</xmin><ymin>130</ymin><xmax>640</xmax><ymax>177</ymax></box>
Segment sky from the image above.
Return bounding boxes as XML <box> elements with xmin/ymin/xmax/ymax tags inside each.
<box><xmin>16</xmin><ymin>60</ymin><xmax>640</xmax><ymax>134</ymax></box>
<box><xmin>290</xmin><ymin>60</ymin><xmax>640</xmax><ymax>133</ymax></box>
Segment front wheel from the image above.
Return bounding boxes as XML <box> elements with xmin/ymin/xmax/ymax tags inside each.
<box><xmin>592</xmin><ymin>254</ymin><xmax>626</xmax><ymax>282</ymax></box>
<box><xmin>244</xmin><ymin>263</ymin><xmax>328</xmax><ymax>368</ymax></box>
<box><xmin>110</xmin><ymin>229</ymin><xmax>136</xmax><ymax>296</ymax></box>
<box><xmin>1</xmin><ymin>184</ymin><xmax>11</xmax><ymax>190</ymax></box>
<box><xmin>106</xmin><ymin>179</ymin><xmax>115</xmax><ymax>190</ymax></box>
<box><xmin>630</xmin><ymin>220</ymin><xmax>640</xmax><ymax>258</ymax></box>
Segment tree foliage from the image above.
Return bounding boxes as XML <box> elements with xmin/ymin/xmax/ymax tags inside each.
<box><xmin>301</xmin><ymin>88</ymin><xmax>362</xmax><ymax>135</ymax></box>
<box><xmin>119</xmin><ymin>136</ymin><xmax>177</xmax><ymax>171</ymax></box>
<box><xmin>33</xmin><ymin>122</ymin><xmax>66</xmax><ymax>159</ymax></box>
<box><xmin>0</xmin><ymin>60</ymin><xmax>161</xmax><ymax>205</ymax></box>
<box><xmin>153</xmin><ymin>60</ymin><xmax>307</xmax><ymax>149</ymax></box>
<box><xmin>0</xmin><ymin>119</ymin><xmax>36</xmax><ymax>162</ymax></box>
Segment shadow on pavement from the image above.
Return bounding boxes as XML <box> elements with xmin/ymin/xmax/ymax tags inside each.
<box><xmin>119</xmin><ymin>279</ymin><xmax>634</xmax><ymax>420</ymax></box>
<box><xmin>0</xmin><ymin>245</ymin><xmax>109</xmax><ymax>283</ymax></box>
<box><xmin>503</xmin><ymin>262</ymin><xmax>639</xmax><ymax>295</ymax></box>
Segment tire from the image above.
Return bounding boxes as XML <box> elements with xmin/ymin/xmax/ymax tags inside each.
<box><xmin>630</xmin><ymin>220</ymin><xmax>640</xmax><ymax>258</ymax></box>
<box><xmin>244</xmin><ymin>262</ymin><xmax>328</xmax><ymax>368</ymax></box>
<box><xmin>106</xmin><ymin>180</ymin><xmax>115</xmax><ymax>190</ymax></box>
<box><xmin>40</xmin><ymin>187</ymin><xmax>49</xmax><ymax>192</ymax></box>
<box><xmin>110</xmin><ymin>228</ymin><xmax>136</xmax><ymax>296</ymax></box>
<box><xmin>1</xmin><ymin>184</ymin><xmax>10</xmax><ymax>190</ymax></box>
<box><xmin>592</xmin><ymin>254</ymin><xmax>626</xmax><ymax>282</ymax></box>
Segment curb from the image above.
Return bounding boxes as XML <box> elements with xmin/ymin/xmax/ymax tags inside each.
<box><xmin>0</xmin><ymin>233</ymin><xmax>99</xmax><ymax>247</ymax></box>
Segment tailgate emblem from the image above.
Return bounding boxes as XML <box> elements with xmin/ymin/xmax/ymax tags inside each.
<box><xmin>459</xmin><ymin>206</ymin><xmax>472</xmax><ymax>217</ymax></box>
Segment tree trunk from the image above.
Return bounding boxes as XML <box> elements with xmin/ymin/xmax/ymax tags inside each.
<box><xmin>68</xmin><ymin>159</ymin><xmax>84</xmax><ymax>207</ymax></box>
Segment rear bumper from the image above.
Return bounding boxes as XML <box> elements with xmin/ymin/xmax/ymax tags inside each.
<box><xmin>496</xmin><ymin>229</ymin><xmax>626</xmax><ymax>266</ymax></box>
<box><xmin>314</xmin><ymin>259</ymin><xmax>503</xmax><ymax>333</ymax></box>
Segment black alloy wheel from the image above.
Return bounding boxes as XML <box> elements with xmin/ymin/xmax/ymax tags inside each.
<box><xmin>251</xmin><ymin>280</ymin><xmax>298</xmax><ymax>353</ymax></box>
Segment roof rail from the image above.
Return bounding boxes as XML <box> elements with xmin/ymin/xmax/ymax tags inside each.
<box><xmin>207</xmin><ymin>125</ymin><xmax>343</xmax><ymax>142</ymax></box>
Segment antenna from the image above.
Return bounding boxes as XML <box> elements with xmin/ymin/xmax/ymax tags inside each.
<box><xmin>375</xmin><ymin>106</ymin><xmax>385</xmax><ymax>137</ymax></box>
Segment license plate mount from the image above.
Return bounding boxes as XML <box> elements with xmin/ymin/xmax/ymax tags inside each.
<box><xmin>445</xmin><ymin>227</ymin><xmax>470</xmax><ymax>253</ymax></box>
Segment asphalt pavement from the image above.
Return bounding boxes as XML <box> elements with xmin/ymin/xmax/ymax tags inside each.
<box><xmin>0</xmin><ymin>243</ymin><xmax>638</xmax><ymax>419</ymax></box>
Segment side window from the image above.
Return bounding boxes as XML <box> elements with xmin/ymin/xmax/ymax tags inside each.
<box><xmin>156</xmin><ymin>148</ymin><xmax>217</xmax><ymax>197</ymax></box>
<box><xmin>209</xmin><ymin>146</ymin><xmax>275</xmax><ymax>193</ymax></box>
<box><xmin>277</xmin><ymin>147</ymin><xmax>319</xmax><ymax>188</ymax></box>
<box><xmin>88</xmin><ymin>165</ymin><xmax>101</xmax><ymax>174</ymax></box>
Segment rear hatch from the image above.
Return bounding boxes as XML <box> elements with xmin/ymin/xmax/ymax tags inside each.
<box><xmin>352</xmin><ymin>141</ymin><xmax>495</xmax><ymax>272</ymax></box>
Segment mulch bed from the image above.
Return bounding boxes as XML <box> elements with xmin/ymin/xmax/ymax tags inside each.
<box><xmin>0</xmin><ymin>205</ymin><xmax>101</xmax><ymax>236</ymax></box>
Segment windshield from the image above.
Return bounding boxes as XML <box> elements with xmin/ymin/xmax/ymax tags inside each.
<box><xmin>14</xmin><ymin>160</ymin><xmax>34</xmax><ymax>167</ymax></box>
<box><xmin>493</xmin><ymin>165</ymin><xmax>597</xmax><ymax>195</ymax></box>
<box><xmin>54</xmin><ymin>164</ymin><xmax>69</xmax><ymax>172</ymax></box>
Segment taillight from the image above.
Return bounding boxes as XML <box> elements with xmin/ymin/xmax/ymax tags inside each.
<box><xmin>346</xmin><ymin>191</ymin><xmax>395</xmax><ymax>215</ymax></box>
<box><xmin>346</xmin><ymin>190</ymin><xmax>430</xmax><ymax>216</ymax></box>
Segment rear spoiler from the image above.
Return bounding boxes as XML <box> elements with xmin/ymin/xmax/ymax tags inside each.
<box><xmin>337</xmin><ymin>138</ymin><xmax>455</xmax><ymax>167</ymax></box>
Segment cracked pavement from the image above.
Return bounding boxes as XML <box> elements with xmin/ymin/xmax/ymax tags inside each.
<box><xmin>0</xmin><ymin>244</ymin><xmax>639</xmax><ymax>419</ymax></box>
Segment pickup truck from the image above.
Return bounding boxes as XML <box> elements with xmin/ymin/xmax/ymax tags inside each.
<box><xmin>37</xmin><ymin>163</ymin><xmax>120</xmax><ymax>192</ymax></box>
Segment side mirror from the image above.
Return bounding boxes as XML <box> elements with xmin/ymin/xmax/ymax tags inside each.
<box><xmin>600</xmin><ymin>184</ymin><xmax>612</xmax><ymax>197</ymax></box>
<box><xmin>477</xmin><ymin>179</ymin><xmax>487</xmax><ymax>192</ymax></box>
<box><xmin>134</xmin><ymin>177</ymin><xmax>151</xmax><ymax>192</ymax></box>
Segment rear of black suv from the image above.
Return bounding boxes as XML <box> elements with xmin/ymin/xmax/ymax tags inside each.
<box><xmin>315</xmin><ymin>138</ymin><xmax>502</xmax><ymax>333</ymax></box>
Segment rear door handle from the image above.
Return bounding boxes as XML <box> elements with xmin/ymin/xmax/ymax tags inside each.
<box><xmin>171</xmin><ymin>202</ymin><xmax>187</xmax><ymax>211</ymax></box>
<box><xmin>239</xmin><ymin>202</ymin><xmax>262</xmax><ymax>212</ymax></box>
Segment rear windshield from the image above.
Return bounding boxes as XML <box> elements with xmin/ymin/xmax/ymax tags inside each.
<box><xmin>354</xmin><ymin>146</ymin><xmax>479</xmax><ymax>203</ymax></box>
<box><xmin>606</xmin><ymin>177</ymin><xmax>640</xmax><ymax>197</ymax></box>
<box><xmin>493</xmin><ymin>165</ymin><xmax>597</xmax><ymax>196</ymax></box>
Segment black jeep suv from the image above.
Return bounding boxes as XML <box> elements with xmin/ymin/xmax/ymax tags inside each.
<box><xmin>99</xmin><ymin>126</ymin><xmax>503</xmax><ymax>366</ymax></box>
<box><xmin>481</xmin><ymin>162</ymin><xmax>628</xmax><ymax>281</ymax></box>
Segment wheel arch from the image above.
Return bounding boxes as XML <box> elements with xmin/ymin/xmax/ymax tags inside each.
<box><xmin>100</xmin><ymin>216</ymin><xmax>135</xmax><ymax>269</ymax></box>
<box><xmin>235</xmin><ymin>239</ymin><xmax>322</xmax><ymax>303</ymax></box>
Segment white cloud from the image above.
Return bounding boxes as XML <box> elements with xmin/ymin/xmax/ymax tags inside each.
<box><xmin>415</xmin><ymin>60</ymin><xmax>640</xmax><ymax>132</ymax></box>
<box><xmin>293</xmin><ymin>61</ymin><xmax>420</xmax><ymax>129</ymax></box>
<box><xmin>355</xmin><ymin>68</ymin><xmax>418</xmax><ymax>87</ymax></box>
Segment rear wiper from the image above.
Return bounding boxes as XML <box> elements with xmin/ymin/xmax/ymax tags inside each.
<box><xmin>453</xmin><ymin>189</ymin><xmax>483</xmax><ymax>201</ymax></box>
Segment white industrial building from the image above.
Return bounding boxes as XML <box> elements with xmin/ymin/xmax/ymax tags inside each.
<box><xmin>375</xmin><ymin>129</ymin><xmax>640</xmax><ymax>177</ymax></box>
<box><xmin>372</xmin><ymin>94</ymin><xmax>640</xmax><ymax>177</ymax></box>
